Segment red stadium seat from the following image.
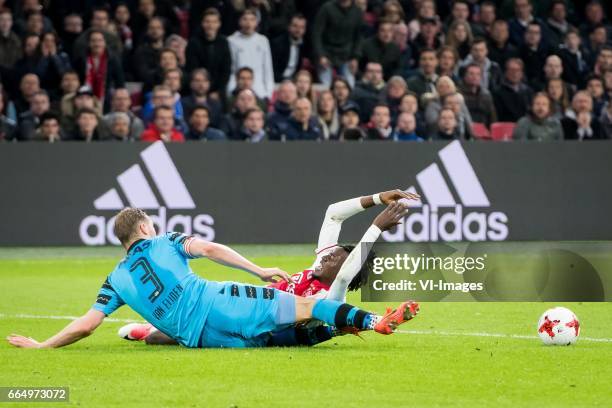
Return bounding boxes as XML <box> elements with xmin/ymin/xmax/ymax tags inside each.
<box><xmin>471</xmin><ymin>122</ymin><xmax>491</xmax><ymax>140</ymax></box>
<box><xmin>490</xmin><ymin>122</ymin><xmax>516</xmax><ymax>141</ymax></box>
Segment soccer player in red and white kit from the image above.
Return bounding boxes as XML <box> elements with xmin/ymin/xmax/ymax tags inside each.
<box><xmin>119</xmin><ymin>189</ymin><xmax>420</xmax><ymax>345</ymax></box>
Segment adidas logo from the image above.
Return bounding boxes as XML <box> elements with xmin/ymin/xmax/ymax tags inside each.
<box><xmin>382</xmin><ymin>141</ymin><xmax>509</xmax><ymax>242</ymax></box>
<box><xmin>79</xmin><ymin>142</ymin><xmax>215</xmax><ymax>246</ymax></box>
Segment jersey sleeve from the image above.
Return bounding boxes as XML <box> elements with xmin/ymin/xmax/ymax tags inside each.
<box><xmin>311</xmin><ymin>197</ymin><xmax>366</xmax><ymax>269</ymax></box>
<box><xmin>166</xmin><ymin>232</ymin><xmax>198</xmax><ymax>259</ymax></box>
<box><xmin>92</xmin><ymin>276</ymin><xmax>125</xmax><ymax>316</ymax></box>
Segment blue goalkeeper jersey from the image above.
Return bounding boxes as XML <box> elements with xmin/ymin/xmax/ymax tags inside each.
<box><xmin>92</xmin><ymin>232</ymin><xmax>221</xmax><ymax>347</ymax></box>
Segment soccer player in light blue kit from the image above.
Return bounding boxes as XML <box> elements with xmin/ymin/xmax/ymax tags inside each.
<box><xmin>7</xmin><ymin>208</ymin><xmax>417</xmax><ymax>349</ymax></box>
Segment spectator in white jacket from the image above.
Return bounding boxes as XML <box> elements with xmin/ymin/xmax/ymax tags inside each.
<box><xmin>227</xmin><ymin>9</ymin><xmax>275</xmax><ymax>100</ymax></box>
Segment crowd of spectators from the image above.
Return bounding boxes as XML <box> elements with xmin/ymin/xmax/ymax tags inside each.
<box><xmin>1</xmin><ymin>0</ymin><xmax>611</xmax><ymax>142</ymax></box>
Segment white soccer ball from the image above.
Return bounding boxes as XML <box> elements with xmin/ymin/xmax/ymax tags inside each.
<box><xmin>537</xmin><ymin>307</ymin><xmax>580</xmax><ymax>345</ymax></box>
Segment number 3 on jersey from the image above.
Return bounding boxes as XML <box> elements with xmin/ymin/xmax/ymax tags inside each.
<box><xmin>130</xmin><ymin>257</ymin><xmax>165</xmax><ymax>302</ymax></box>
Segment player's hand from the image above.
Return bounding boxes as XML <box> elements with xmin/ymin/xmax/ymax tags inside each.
<box><xmin>373</xmin><ymin>202</ymin><xmax>410</xmax><ymax>231</ymax></box>
<box><xmin>380</xmin><ymin>189</ymin><xmax>420</xmax><ymax>204</ymax></box>
<box><xmin>6</xmin><ymin>334</ymin><xmax>43</xmax><ymax>349</ymax></box>
<box><xmin>259</xmin><ymin>267</ymin><xmax>291</xmax><ymax>283</ymax></box>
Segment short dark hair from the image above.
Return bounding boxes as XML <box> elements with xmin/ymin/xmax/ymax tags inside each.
<box><xmin>76</xmin><ymin>107</ymin><xmax>97</xmax><ymax>119</ymax></box>
<box><xmin>244</xmin><ymin>107</ymin><xmax>263</xmax><ymax>119</ymax></box>
<box><xmin>114</xmin><ymin>208</ymin><xmax>149</xmax><ymax>246</ymax></box>
<box><xmin>154</xmin><ymin>105</ymin><xmax>173</xmax><ymax>118</ymax></box>
<box><xmin>191</xmin><ymin>105</ymin><xmax>210</xmax><ymax>117</ymax></box>
<box><xmin>240</xmin><ymin>8</ymin><xmax>258</xmax><ymax>19</ymax></box>
<box><xmin>203</xmin><ymin>7</ymin><xmax>221</xmax><ymax>20</ymax></box>
<box><xmin>39</xmin><ymin>111</ymin><xmax>60</xmax><ymax>125</ymax></box>
<box><xmin>237</xmin><ymin>66</ymin><xmax>254</xmax><ymax>76</ymax></box>
<box><xmin>472</xmin><ymin>36</ymin><xmax>487</xmax><ymax>46</ymax></box>
<box><xmin>338</xmin><ymin>245</ymin><xmax>376</xmax><ymax>291</ymax></box>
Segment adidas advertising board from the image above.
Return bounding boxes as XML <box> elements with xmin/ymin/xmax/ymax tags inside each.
<box><xmin>79</xmin><ymin>142</ymin><xmax>215</xmax><ymax>245</ymax></box>
<box><xmin>1</xmin><ymin>141</ymin><xmax>611</xmax><ymax>245</ymax></box>
<box><xmin>381</xmin><ymin>141</ymin><xmax>509</xmax><ymax>243</ymax></box>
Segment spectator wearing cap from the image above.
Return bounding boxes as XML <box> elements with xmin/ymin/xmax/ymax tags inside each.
<box><xmin>360</xmin><ymin>20</ymin><xmax>401</xmax><ymax>81</ymax></box>
<box><xmin>35</xmin><ymin>112</ymin><xmax>65</xmax><ymax>142</ymax></box>
<box><xmin>186</xmin><ymin>8</ymin><xmax>231</xmax><ymax>97</ymax></box>
<box><xmin>459</xmin><ymin>64</ymin><xmax>497</xmax><ymax>127</ymax></box>
<box><xmin>270</xmin><ymin>97</ymin><xmax>322</xmax><ymax>141</ymax></box>
<box><xmin>70</xmin><ymin>107</ymin><xmax>111</xmax><ymax>141</ymax></box>
<box><xmin>227</xmin><ymin>9</ymin><xmax>275</xmax><ymax>100</ymax></box>
<box><xmin>141</xmin><ymin>105</ymin><xmax>185</xmax><ymax>142</ymax></box>
<box><xmin>366</xmin><ymin>104</ymin><xmax>393</xmax><ymax>140</ymax></box>
<box><xmin>271</xmin><ymin>13</ymin><xmax>307</xmax><ymax>82</ymax></box>
<box><xmin>61</xmin><ymin>85</ymin><xmax>104</xmax><ymax>135</ymax></box>
<box><xmin>316</xmin><ymin>90</ymin><xmax>340</xmax><ymax>140</ymax></box>
<box><xmin>18</xmin><ymin>90</ymin><xmax>50</xmax><ymax>140</ymax></box>
<box><xmin>103</xmin><ymin>88</ymin><xmax>145</xmax><ymax>140</ymax></box>
<box><xmin>393</xmin><ymin>112</ymin><xmax>424</xmax><ymax>141</ymax></box>
<box><xmin>266</xmin><ymin>80</ymin><xmax>298</xmax><ymax>139</ymax></box>
<box><xmin>239</xmin><ymin>108</ymin><xmax>267</xmax><ymax>142</ymax></box>
<box><xmin>352</xmin><ymin>62</ymin><xmax>385</xmax><ymax>123</ymax></box>
<box><xmin>186</xmin><ymin>105</ymin><xmax>226</xmax><ymax>141</ymax></box>
<box><xmin>338</xmin><ymin>101</ymin><xmax>366</xmax><ymax>141</ymax></box>
<box><xmin>73</xmin><ymin>29</ymin><xmax>125</xmax><ymax>107</ymax></box>
<box><xmin>561</xmin><ymin>91</ymin><xmax>605</xmax><ymax>140</ymax></box>
<box><xmin>494</xmin><ymin>58</ymin><xmax>534</xmax><ymax>122</ymax></box>
<box><xmin>513</xmin><ymin>92</ymin><xmax>563</xmax><ymax>141</ymax></box>
<box><xmin>407</xmin><ymin>48</ymin><xmax>439</xmax><ymax>98</ymax></box>
<box><xmin>181</xmin><ymin>69</ymin><xmax>223</xmax><ymax>129</ymax></box>
<box><xmin>312</xmin><ymin>0</ymin><xmax>363</xmax><ymax>88</ymax></box>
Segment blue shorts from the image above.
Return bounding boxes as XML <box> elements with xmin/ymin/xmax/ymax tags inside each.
<box><xmin>198</xmin><ymin>282</ymin><xmax>296</xmax><ymax>348</ymax></box>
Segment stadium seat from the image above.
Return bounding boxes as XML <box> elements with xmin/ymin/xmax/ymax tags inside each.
<box><xmin>490</xmin><ymin>122</ymin><xmax>516</xmax><ymax>141</ymax></box>
<box><xmin>471</xmin><ymin>122</ymin><xmax>491</xmax><ymax>140</ymax></box>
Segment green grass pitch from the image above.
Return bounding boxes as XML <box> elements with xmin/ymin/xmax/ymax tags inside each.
<box><xmin>0</xmin><ymin>246</ymin><xmax>611</xmax><ymax>408</ymax></box>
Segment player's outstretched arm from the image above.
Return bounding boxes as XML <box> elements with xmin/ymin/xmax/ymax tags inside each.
<box><xmin>317</xmin><ymin>189</ymin><xmax>419</xmax><ymax>251</ymax></box>
<box><xmin>326</xmin><ymin>202</ymin><xmax>410</xmax><ymax>301</ymax></box>
<box><xmin>188</xmin><ymin>238</ymin><xmax>290</xmax><ymax>282</ymax></box>
<box><xmin>7</xmin><ymin>309</ymin><xmax>105</xmax><ymax>349</ymax></box>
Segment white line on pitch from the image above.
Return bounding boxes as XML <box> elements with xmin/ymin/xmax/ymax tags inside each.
<box><xmin>395</xmin><ymin>329</ymin><xmax>612</xmax><ymax>343</ymax></box>
<box><xmin>0</xmin><ymin>313</ymin><xmax>142</xmax><ymax>324</ymax></box>
<box><xmin>2</xmin><ymin>314</ymin><xmax>611</xmax><ymax>343</ymax></box>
